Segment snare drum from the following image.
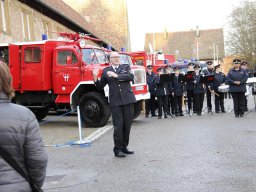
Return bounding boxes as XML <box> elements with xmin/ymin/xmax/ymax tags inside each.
<box><xmin>218</xmin><ymin>85</ymin><xmax>229</xmax><ymax>93</ymax></box>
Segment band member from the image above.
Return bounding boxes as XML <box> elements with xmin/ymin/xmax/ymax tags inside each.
<box><xmin>185</xmin><ymin>62</ymin><xmax>195</xmax><ymax>114</ymax></box>
<box><xmin>241</xmin><ymin>61</ymin><xmax>251</xmax><ymax>111</ymax></box>
<box><xmin>213</xmin><ymin>64</ymin><xmax>226</xmax><ymax>113</ymax></box>
<box><xmin>226</xmin><ymin>59</ymin><xmax>248</xmax><ymax>117</ymax></box>
<box><xmin>203</xmin><ymin>61</ymin><xmax>214</xmax><ymax>112</ymax></box>
<box><xmin>155</xmin><ymin>67</ymin><xmax>170</xmax><ymax>119</ymax></box>
<box><xmin>145</xmin><ymin>65</ymin><xmax>157</xmax><ymax>117</ymax></box>
<box><xmin>93</xmin><ymin>52</ymin><xmax>136</xmax><ymax>157</ymax></box>
<box><xmin>165</xmin><ymin>64</ymin><xmax>175</xmax><ymax>115</ymax></box>
<box><xmin>171</xmin><ymin>66</ymin><xmax>184</xmax><ymax>116</ymax></box>
<box><xmin>193</xmin><ymin>64</ymin><xmax>205</xmax><ymax>116</ymax></box>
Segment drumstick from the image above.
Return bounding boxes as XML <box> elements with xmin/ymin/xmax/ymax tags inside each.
<box><xmin>213</xmin><ymin>91</ymin><xmax>220</xmax><ymax>97</ymax></box>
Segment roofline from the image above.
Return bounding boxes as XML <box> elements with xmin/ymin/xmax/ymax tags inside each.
<box><xmin>17</xmin><ymin>0</ymin><xmax>118</xmax><ymax>51</ymax></box>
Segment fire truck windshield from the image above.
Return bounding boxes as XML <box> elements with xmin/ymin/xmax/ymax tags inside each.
<box><xmin>82</xmin><ymin>48</ymin><xmax>107</xmax><ymax>64</ymax></box>
<box><xmin>119</xmin><ymin>54</ymin><xmax>133</xmax><ymax>65</ymax></box>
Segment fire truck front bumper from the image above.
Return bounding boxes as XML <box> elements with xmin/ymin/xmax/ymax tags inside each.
<box><xmin>135</xmin><ymin>92</ymin><xmax>150</xmax><ymax>101</ymax></box>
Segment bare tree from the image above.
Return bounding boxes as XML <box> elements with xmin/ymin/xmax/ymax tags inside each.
<box><xmin>226</xmin><ymin>0</ymin><xmax>256</xmax><ymax>69</ymax></box>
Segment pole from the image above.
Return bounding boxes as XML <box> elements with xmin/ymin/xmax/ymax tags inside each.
<box><xmin>213</xmin><ymin>43</ymin><xmax>216</xmax><ymax>62</ymax></box>
<box><xmin>196</xmin><ymin>41</ymin><xmax>199</xmax><ymax>61</ymax></box>
<box><xmin>77</xmin><ymin>106</ymin><xmax>83</xmax><ymax>142</ymax></box>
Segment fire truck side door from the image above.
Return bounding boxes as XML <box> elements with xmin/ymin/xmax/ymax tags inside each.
<box><xmin>21</xmin><ymin>45</ymin><xmax>45</xmax><ymax>91</ymax></box>
<box><xmin>53</xmin><ymin>49</ymin><xmax>81</xmax><ymax>94</ymax></box>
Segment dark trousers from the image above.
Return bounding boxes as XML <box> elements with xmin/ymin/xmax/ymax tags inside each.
<box><xmin>245</xmin><ymin>96</ymin><xmax>248</xmax><ymax>110</ymax></box>
<box><xmin>231</xmin><ymin>92</ymin><xmax>245</xmax><ymax>116</ymax></box>
<box><xmin>187</xmin><ymin>90</ymin><xmax>194</xmax><ymax>112</ymax></box>
<box><xmin>167</xmin><ymin>94</ymin><xmax>175</xmax><ymax>114</ymax></box>
<box><xmin>157</xmin><ymin>95</ymin><xmax>168</xmax><ymax>117</ymax></box>
<box><xmin>110</xmin><ymin>104</ymin><xmax>134</xmax><ymax>152</ymax></box>
<box><xmin>145</xmin><ymin>94</ymin><xmax>156</xmax><ymax>115</ymax></box>
<box><xmin>174</xmin><ymin>95</ymin><xmax>183</xmax><ymax>115</ymax></box>
<box><xmin>194</xmin><ymin>93</ymin><xmax>204</xmax><ymax>114</ymax></box>
<box><xmin>215</xmin><ymin>91</ymin><xmax>225</xmax><ymax>112</ymax></box>
<box><xmin>206</xmin><ymin>89</ymin><xmax>212</xmax><ymax>111</ymax></box>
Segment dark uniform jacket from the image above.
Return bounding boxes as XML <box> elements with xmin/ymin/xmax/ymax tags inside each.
<box><xmin>226</xmin><ymin>68</ymin><xmax>248</xmax><ymax>92</ymax></box>
<box><xmin>171</xmin><ymin>74</ymin><xmax>184</xmax><ymax>96</ymax></box>
<box><xmin>193</xmin><ymin>74</ymin><xmax>205</xmax><ymax>94</ymax></box>
<box><xmin>155</xmin><ymin>75</ymin><xmax>170</xmax><ymax>97</ymax></box>
<box><xmin>146</xmin><ymin>72</ymin><xmax>157</xmax><ymax>94</ymax></box>
<box><xmin>95</xmin><ymin>64</ymin><xmax>136</xmax><ymax>106</ymax></box>
<box><xmin>213</xmin><ymin>72</ymin><xmax>226</xmax><ymax>91</ymax></box>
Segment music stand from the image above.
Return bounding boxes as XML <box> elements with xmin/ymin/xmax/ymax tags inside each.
<box><xmin>245</xmin><ymin>77</ymin><xmax>256</xmax><ymax>116</ymax></box>
<box><xmin>159</xmin><ymin>73</ymin><xmax>173</xmax><ymax>84</ymax></box>
<box><xmin>200</xmin><ymin>75</ymin><xmax>215</xmax><ymax>113</ymax></box>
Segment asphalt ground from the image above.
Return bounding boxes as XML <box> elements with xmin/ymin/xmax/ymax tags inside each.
<box><xmin>41</xmin><ymin>94</ymin><xmax>256</xmax><ymax>192</ymax></box>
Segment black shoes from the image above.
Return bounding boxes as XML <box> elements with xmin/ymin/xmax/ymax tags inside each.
<box><xmin>145</xmin><ymin>114</ymin><xmax>149</xmax><ymax>118</ymax></box>
<box><xmin>158</xmin><ymin>116</ymin><xmax>161</xmax><ymax>119</ymax></box>
<box><xmin>114</xmin><ymin>151</ymin><xmax>126</xmax><ymax>157</ymax></box>
<box><xmin>197</xmin><ymin>113</ymin><xmax>202</xmax><ymax>116</ymax></box>
<box><xmin>235</xmin><ymin>114</ymin><xmax>239</xmax><ymax>117</ymax></box>
<box><xmin>245</xmin><ymin>108</ymin><xmax>249</xmax><ymax>112</ymax></box>
<box><xmin>215</xmin><ymin>111</ymin><xmax>220</xmax><ymax>113</ymax></box>
<box><xmin>122</xmin><ymin>148</ymin><xmax>134</xmax><ymax>154</ymax></box>
<box><xmin>164</xmin><ymin>114</ymin><xmax>168</xmax><ymax>118</ymax></box>
<box><xmin>152</xmin><ymin>114</ymin><xmax>157</xmax><ymax>117</ymax></box>
<box><xmin>179</xmin><ymin>113</ymin><xmax>184</xmax><ymax>116</ymax></box>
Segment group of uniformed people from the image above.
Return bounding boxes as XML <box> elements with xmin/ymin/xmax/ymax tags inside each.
<box><xmin>145</xmin><ymin>59</ymin><xmax>251</xmax><ymax>119</ymax></box>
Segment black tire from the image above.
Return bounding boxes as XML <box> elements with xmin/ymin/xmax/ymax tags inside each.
<box><xmin>133</xmin><ymin>101</ymin><xmax>142</xmax><ymax>119</ymax></box>
<box><xmin>31</xmin><ymin>105</ymin><xmax>50</xmax><ymax>121</ymax></box>
<box><xmin>79</xmin><ymin>92</ymin><xmax>111</xmax><ymax>127</ymax></box>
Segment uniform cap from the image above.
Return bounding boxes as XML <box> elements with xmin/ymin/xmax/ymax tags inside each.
<box><xmin>206</xmin><ymin>61</ymin><xmax>213</xmax><ymax>65</ymax></box>
<box><xmin>241</xmin><ymin>61</ymin><xmax>248</xmax><ymax>65</ymax></box>
<box><xmin>173</xmin><ymin>66</ymin><xmax>180</xmax><ymax>71</ymax></box>
<box><xmin>233</xmin><ymin>59</ymin><xmax>241</xmax><ymax>64</ymax></box>
<box><xmin>194</xmin><ymin>64</ymin><xmax>200</xmax><ymax>69</ymax></box>
<box><xmin>156</xmin><ymin>67</ymin><xmax>163</xmax><ymax>72</ymax></box>
<box><xmin>165</xmin><ymin>64</ymin><xmax>172</xmax><ymax>69</ymax></box>
<box><xmin>147</xmin><ymin>65</ymin><xmax>153</xmax><ymax>69</ymax></box>
<box><xmin>188</xmin><ymin>62</ymin><xmax>194</xmax><ymax>66</ymax></box>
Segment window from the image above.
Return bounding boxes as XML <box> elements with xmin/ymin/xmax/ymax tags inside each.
<box><xmin>24</xmin><ymin>47</ymin><xmax>41</xmax><ymax>63</ymax></box>
<box><xmin>58</xmin><ymin>51</ymin><xmax>77</xmax><ymax>65</ymax></box>
<box><xmin>82</xmin><ymin>49</ymin><xmax>107</xmax><ymax>64</ymax></box>
<box><xmin>0</xmin><ymin>0</ymin><xmax>10</xmax><ymax>34</ymax></box>
<box><xmin>42</xmin><ymin>20</ymin><xmax>52</xmax><ymax>39</ymax></box>
<box><xmin>21</xmin><ymin>9</ymin><xmax>34</xmax><ymax>41</ymax></box>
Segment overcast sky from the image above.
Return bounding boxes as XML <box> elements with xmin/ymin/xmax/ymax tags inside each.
<box><xmin>127</xmin><ymin>0</ymin><xmax>242</xmax><ymax>51</ymax></box>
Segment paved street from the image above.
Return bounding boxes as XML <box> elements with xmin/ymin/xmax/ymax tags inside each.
<box><xmin>41</xmin><ymin>96</ymin><xmax>256</xmax><ymax>192</ymax></box>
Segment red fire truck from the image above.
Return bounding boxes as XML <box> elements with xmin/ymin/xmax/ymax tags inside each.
<box><xmin>131</xmin><ymin>51</ymin><xmax>175</xmax><ymax>72</ymax></box>
<box><xmin>0</xmin><ymin>33</ymin><xmax>149</xmax><ymax>127</ymax></box>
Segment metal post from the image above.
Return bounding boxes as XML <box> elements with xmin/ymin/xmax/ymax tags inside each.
<box><xmin>77</xmin><ymin>106</ymin><xmax>83</xmax><ymax>142</ymax></box>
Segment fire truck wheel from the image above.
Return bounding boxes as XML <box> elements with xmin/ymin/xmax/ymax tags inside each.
<box><xmin>31</xmin><ymin>105</ymin><xmax>50</xmax><ymax>121</ymax></box>
<box><xmin>133</xmin><ymin>101</ymin><xmax>142</xmax><ymax>119</ymax></box>
<box><xmin>79</xmin><ymin>92</ymin><xmax>111</xmax><ymax>127</ymax></box>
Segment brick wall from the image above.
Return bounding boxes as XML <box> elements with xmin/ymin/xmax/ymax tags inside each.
<box><xmin>0</xmin><ymin>0</ymin><xmax>74</xmax><ymax>43</ymax></box>
<box><xmin>63</xmin><ymin>0</ymin><xmax>130</xmax><ymax>51</ymax></box>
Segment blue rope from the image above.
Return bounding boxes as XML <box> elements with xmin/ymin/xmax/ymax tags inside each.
<box><xmin>39</xmin><ymin>109</ymin><xmax>77</xmax><ymax>125</ymax></box>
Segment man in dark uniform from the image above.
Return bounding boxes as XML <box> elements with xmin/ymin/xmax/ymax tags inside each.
<box><xmin>227</xmin><ymin>59</ymin><xmax>248</xmax><ymax>117</ymax></box>
<box><xmin>165</xmin><ymin>64</ymin><xmax>175</xmax><ymax>115</ymax></box>
<box><xmin>92</xmin><ymin>52</ymin><xmax>136</xmax><ymax>157</ymax></box>
<box><xmin>171</xmin><ymin>66</ymin><xmax>185</xmax><ymax>116</ymax></box>
<box><xmin>185</xmin><ymin>62</ymin><xmax>195</xmax><ymax>115</ymax></box>
<box><xmin>193</xmin><ymin>64</ymin><xmax>205</xmax><ymax>116</ymax></box>
<box><xmin>241</xmin><ymin>61</ymin><xmax>251</xmax><ymax>111</ymax></box>
<box><xmin>155</xmin><ymin>67</ymin><xmax>170</xmax><ymax>119</ymax></box>
<box><xmin>213</xmin><ymin>64</ymin><xmax>226</xmax><ymax>113</ymax></box>
<box><xmin>203</xmin><ymin>61</ymin><xmax>214</xmax><ymax>112</ymax></box>
<box><xmin>145</xmin><ymin>65</ymin><xmax>157</xmax><ymax>117</ymax></box>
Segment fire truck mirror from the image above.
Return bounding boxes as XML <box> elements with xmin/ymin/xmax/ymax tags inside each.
<box><xmin>66</xmin><ymin>55</ymin><xmax>72</xmax><ymax>65</ymax></box>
